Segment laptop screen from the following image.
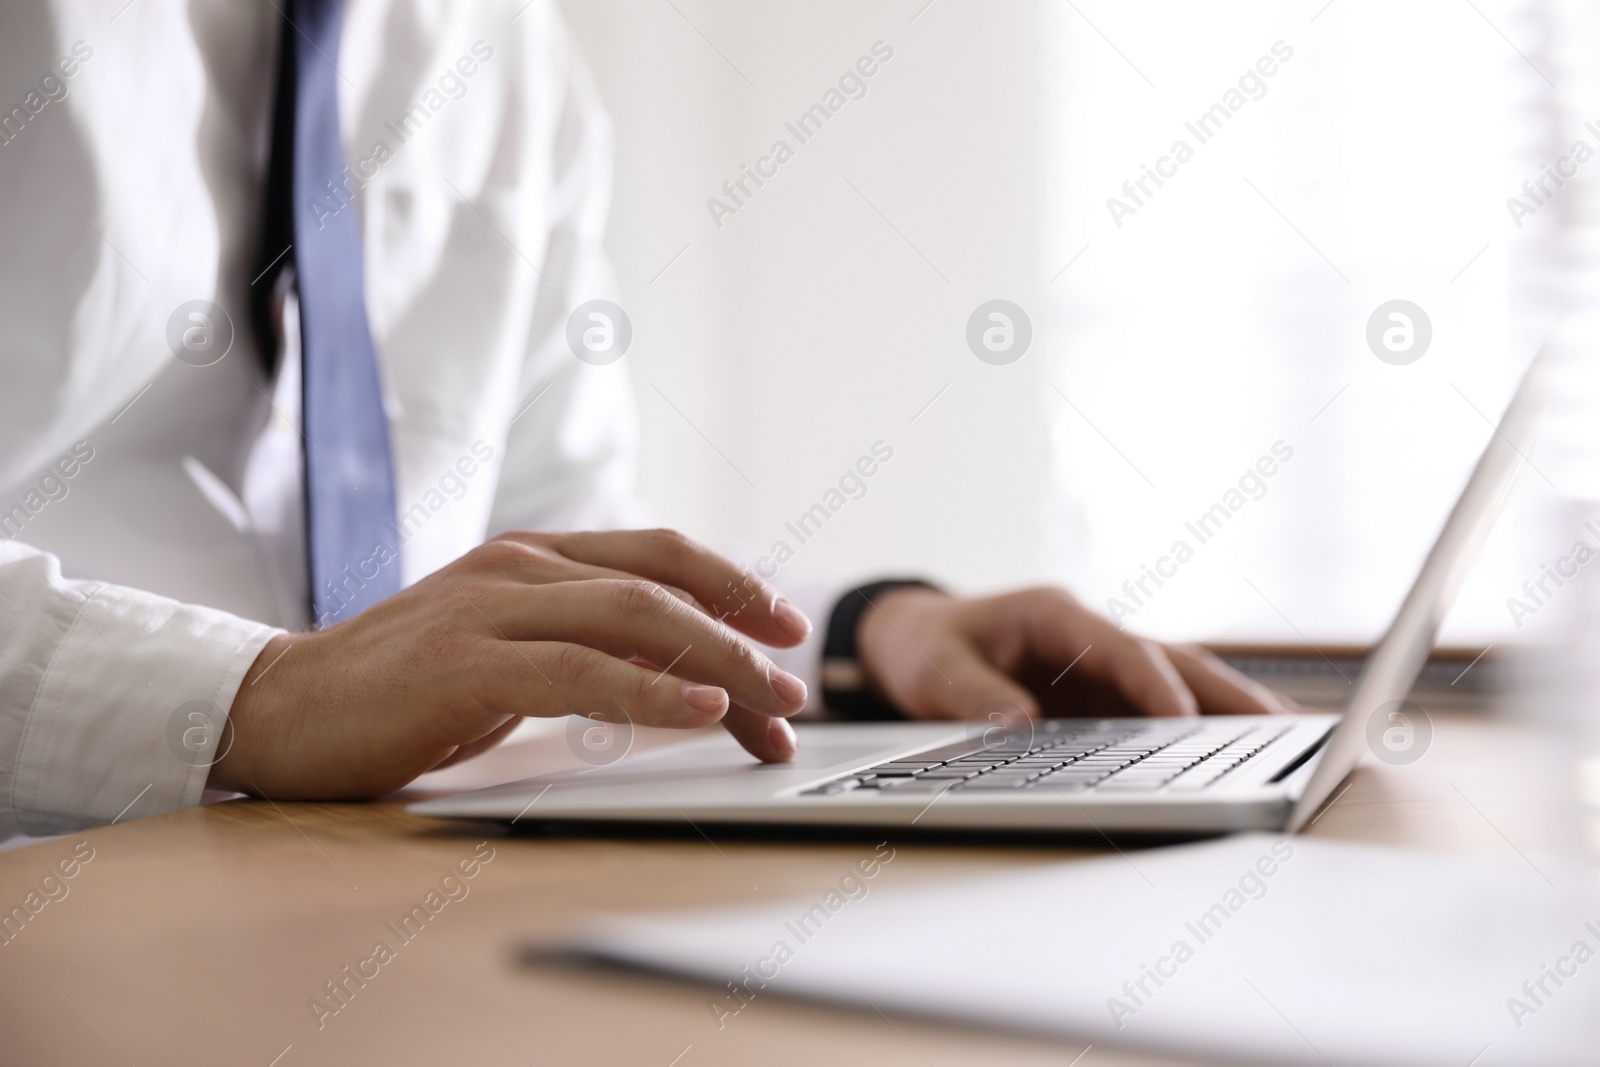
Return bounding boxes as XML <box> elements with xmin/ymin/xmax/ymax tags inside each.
<box><xmin>1286</xmin><ymin>349</ymin><xmax>1550</xmax><ymax>831</ymax></box>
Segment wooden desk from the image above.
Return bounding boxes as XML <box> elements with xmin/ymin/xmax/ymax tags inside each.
<box><xmin>0</xmin><ymin>699</ymin><xmax>1575</xmax><ymax>1067</ymax></box>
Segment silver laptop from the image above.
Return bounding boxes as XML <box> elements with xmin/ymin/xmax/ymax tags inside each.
<box><xmin>411</xmin><ymin>353</ymin><xmax>1547</xmax><ymax>836</ymax></box>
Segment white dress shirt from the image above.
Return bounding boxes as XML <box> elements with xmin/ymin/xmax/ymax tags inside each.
<box><xmin>0</xmin><ymin>1</ymin><xmax>839</xmax><ymax>840</ymax></box>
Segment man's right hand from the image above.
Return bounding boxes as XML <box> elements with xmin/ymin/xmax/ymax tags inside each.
<box><xmin>208</xmin><ymin>530</ymin><xmax>813</xmax><ymax>800</ymax></box>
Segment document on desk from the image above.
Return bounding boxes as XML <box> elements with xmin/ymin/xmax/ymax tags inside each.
<box><xmin>567</xmin><ymin>835</ymin><xmax>1599</xmax><ymax>1066</ymax></box>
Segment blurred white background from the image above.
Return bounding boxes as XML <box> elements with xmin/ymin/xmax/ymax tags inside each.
<box><xmin>559</xmin><ymin>0</ymin><xmax>1588</xmax><ymax>646</ymax></box>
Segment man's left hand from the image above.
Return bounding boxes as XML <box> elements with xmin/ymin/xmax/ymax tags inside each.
<box><xmin>856</xmin><ymin>585</ymin><xmax>1295</xmax><ymax>726</ymax></box>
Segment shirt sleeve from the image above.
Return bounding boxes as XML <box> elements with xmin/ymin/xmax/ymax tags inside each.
<box><xmin>485</xmin><ymin>20</ymin><xmax>645</xmax><ymax>536</ymax></box>
<box><xmin>0</xmin><ymin>540</ymin><xmax>281</xmax><ymax>839</ymax></box>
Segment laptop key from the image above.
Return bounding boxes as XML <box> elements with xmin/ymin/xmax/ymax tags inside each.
<box><xmin>904</xmin><ymin>739</ymin><xmax>1008</xmax><ymax>763</ymax></box>
<box><xmin>1103</xmin><ymin>767</ymin><xmax>1177</xmax><ymax>777</ymax></box>
<box><xmin>884</xmin><ymin>778</ymin><xmax>958</xmax><ymax>792</ymax></box>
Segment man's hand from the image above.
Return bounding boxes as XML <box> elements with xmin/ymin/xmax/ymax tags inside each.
<box><xmin>209</xmin><ymin>530</ymin><xmax>813</xmax><ymax>800</ymax></box>
<box><xmin>857</xmin><ymin>586</ymin><xmax>1293</xmax><ymax>725</ymax></box>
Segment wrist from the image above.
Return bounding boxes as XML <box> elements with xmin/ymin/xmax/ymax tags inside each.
<box><xmin>208</xmin><ymin>632</ymin><xmax>298</xmax><ymax>794</ymax></box>
<box><xmin>857</xmin><ymin>586</ymin><xmax>949</xmax><ymax>690</ymax></box>
<box><xmin>820</xmin><ymin>579</ymin><xmax>942</xmax><ymax>720</ymax></box>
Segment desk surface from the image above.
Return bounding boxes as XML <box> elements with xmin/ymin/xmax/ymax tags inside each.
<box><xmin>0</xmin><ymin>696</ymin><xmax>1575</xmax><ymax>1067</ymax></box>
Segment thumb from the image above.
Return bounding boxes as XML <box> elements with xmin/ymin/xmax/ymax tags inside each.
<box><xmin>914</xmin><ymin>641</ymin><xmax>1040</xmax><ymax>727</ymax></box>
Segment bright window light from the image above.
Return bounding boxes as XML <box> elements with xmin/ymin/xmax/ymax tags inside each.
<box><xmin>1040</xmin><ymin>0</ymin><xmax>1543</xmax><ymax>644</ymax></box>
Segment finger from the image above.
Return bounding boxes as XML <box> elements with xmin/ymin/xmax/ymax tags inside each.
<box><xmin>482</xmin><ymin>579</ymin><xmax>807</xmax><ymax>717</ymax></box>
<box><xmin>1088</xmin><ymin>634</ymin><xmax>1197</xmax><ymax>717</ymax></box>
<box><xmin>540</xmin><ymin>561</ymin><xmax>699</xmax><ymax>612</ymax></box>
<box><xmin>478</xmin><ymin>640</ymin><xmax>733</xmax><ymax>730</ymax></box>
<box><xmin>479</xmin><ymin>536</ymin><xmax>699</xmax><ymax>608</ymax></box>
<box><xmin>1006</xmin><ymin>593</ymin><xmax>1198</xmax><ymax>717</ymax></box>
<box><xmin>481</xmin><ymin>641</ymin><xmax>792</xmax><ymax>764</ymax></box>
<box><xmin>1164</xmin><ymin>645</ymin><xmax>1295</xmax><ymax>716</ymax></box>
<box><xmin>718</xmin><ymin>702</ymin><xmax>799</xmax><ymax>763</ymax></box>
<box><xmin>901</xmin><ymin>639</ymin><xmax>1040</xmax><ymax>725</ymax></box>
<box><xmin>541</xmin><ymin>529</ymin><xmax>811</xmax><ymax>647</ymax></box>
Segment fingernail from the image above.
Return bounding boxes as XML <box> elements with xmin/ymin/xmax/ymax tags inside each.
<box><xmin>767</xmin><ymin>716</ymin><xmax>797</xmax><ymax>759</ymax></box>
<box><xmin>768</xmin><ymin>667</ymin><xmax>808</xmax><ymax>706</ymax></box>
<box><xmin>682</xmin><ymin>684</ymin><xmax>728</xmax><ymax>716</ymax></box>
<box><xmin>772</xmin><ymin>597</ymin><xmax>812</xmax><ymax>639</ymax></box>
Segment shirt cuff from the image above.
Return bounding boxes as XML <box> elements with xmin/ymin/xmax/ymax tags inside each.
<box><xmin>9</xmin><ymin>572</ymin><xmax>280</xmax><ymax>836</ymax></box>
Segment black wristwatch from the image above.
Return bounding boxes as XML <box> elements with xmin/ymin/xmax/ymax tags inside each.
<box><xmin>821</xmin><ymin>578</ymin><xmax>940</xmax><ymax>721</ymax></box>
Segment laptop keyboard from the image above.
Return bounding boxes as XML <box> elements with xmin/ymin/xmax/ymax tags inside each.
<box><xmin>802</xmin><ymin>719</ymin><xmax>1293</xmax><ymax>797</ymax></box>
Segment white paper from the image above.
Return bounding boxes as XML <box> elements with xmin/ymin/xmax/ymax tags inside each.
<box><xmin>571</xmin><ymin>835</ymin><xmax>1600</xmax><ymax>1066</ymax></box>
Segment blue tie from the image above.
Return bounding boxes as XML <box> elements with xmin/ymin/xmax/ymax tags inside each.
<box><xmin>253</xmin><ymin>0</ymin><xmax>401</xmax><ymax>626</ymax></box>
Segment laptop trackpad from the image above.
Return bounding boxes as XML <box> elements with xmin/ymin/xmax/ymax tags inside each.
<box><xmin>555</xmin><ymin>726</ymin><xmax>955</xmax><ymax>791</ymax></box>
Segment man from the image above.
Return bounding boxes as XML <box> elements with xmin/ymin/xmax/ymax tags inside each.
<box><xmin>0</xmin><ymin>1</ymin><xmax>1286</xmax><ymax>840</ymax></box>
